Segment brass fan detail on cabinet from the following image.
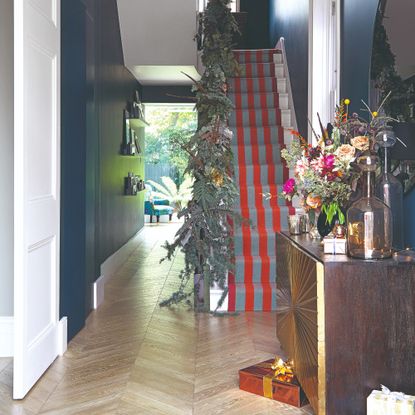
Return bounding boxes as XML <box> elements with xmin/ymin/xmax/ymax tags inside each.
<box><xmin>276</xmin><ymin>240</ymin><xmax>319</xmax><ymax>413</ymax></box>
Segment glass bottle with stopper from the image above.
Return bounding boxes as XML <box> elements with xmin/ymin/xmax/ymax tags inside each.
<box><xmin>375</xmin><ymin>126</ymin><xmax>404</xmax><ymax>250</ymax></box>
<box><xmin>347</xmin><ymin>152</ymin><xmax>393</xmax><ymax>259</ymax></box>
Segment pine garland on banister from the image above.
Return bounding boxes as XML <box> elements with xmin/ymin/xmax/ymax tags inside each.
<box><xmin>160</xmin><ymin>0</ymin><xmax>241</xmax><ymax>311</ymax></box>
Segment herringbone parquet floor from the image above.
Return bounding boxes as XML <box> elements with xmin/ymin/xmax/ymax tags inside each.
<box><xmin>0</xmin><ymin>223</ymin><xmax>314</xmax><ymax>414</ymax></box>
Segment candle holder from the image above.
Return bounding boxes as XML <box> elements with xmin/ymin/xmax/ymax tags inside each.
<box><xmin>287</xmin><ymin>214</ymin><xmax>302</xmax><ymax>235</ymax></box>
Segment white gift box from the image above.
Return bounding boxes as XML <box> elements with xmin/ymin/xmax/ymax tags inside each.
<box><xmin>323</xmin><ymin>237</ymin><xmax>347</xmax><ymax>255</ymax></box>
<box><xmin>367</xmin><ymin>386</ymin><xmax>415</xmax><ymax>415</ymax></box>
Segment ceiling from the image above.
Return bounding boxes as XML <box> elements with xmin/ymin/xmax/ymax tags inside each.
<box><xmin>116</xmin><ymin>0</ymin><xmax>201</xmax><ymax>85</ymax></box>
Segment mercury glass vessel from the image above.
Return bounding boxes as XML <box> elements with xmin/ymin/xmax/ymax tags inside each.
<box><xmin>375</xmin><ymin>127</ymin><xmax>404</xmax><ymax>249</ymax></box>
<box><xmin>347</xmin><ymin>153</ymin><xmax>393</xmax><ymax>259</ymax></box>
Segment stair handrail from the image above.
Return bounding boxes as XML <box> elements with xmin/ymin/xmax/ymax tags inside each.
<box><xmin>276</xmin><ymin>37</ymin><xmax>299</xmax><ymax>135</ymax></box>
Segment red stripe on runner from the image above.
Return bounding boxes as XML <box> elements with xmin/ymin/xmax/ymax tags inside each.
<box><xmin>235</xmin><ymin>80</ymin><xmax>253</xmax><ymax>299</ymax></box>
<box><xmin>248</xmin><ymin>107</ymin><xmax>270</xmax><ymax>309</ymax></box>
<box><xmin>227</xmin><ymin>215</ymin><xmax>236</xmax><ymax>312</ymax></box>
<box><xmin>245</xmin><ymin>284</ymin><xmax>255</xmax><ymax>312</ymax></box>
<box><xmin>257</xmin><ymin>99</ymin><xmax>272</xmax><ymax>311</ymax></box>
<box><xmin>258</xmin><ymin>62</ymin><xmax>265</xmax><ymax>79</ymax></box>
<box><xmin>259</xmin><ymin>78</ymin><xmax>265</xmax><ymax>94</ymax></box>
<box><xmin>262</xmin><ymin>282</ymin><xmax>272</xmax><ymax>312</ymax></box>
<box><xmin>246</xmin><ymin>63</ymin><xmax>252</xmax><ymax>77</ymax></box>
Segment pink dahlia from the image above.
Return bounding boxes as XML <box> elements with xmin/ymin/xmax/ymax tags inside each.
<box><xmin>323</xmin><ymin>154</ymin><xmax>335</xmax><ymax>170</ymax></box>
<box><xmin>283</xmin><ymin>178</ymin><xmax>295</xmax><ymax>194</ymax></box>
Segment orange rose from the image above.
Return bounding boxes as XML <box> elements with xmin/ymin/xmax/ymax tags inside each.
<box><xmin>351</xmin><ymin>136</ymin><xmax>369</xmax><ymax>151</ymax></box>
<box><xmin>306</xmin><ymin>194</ymin><xmax>322</xmax><ymax>209</ymax></box>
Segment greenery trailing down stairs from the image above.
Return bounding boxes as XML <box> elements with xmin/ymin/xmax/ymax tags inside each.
<box><xmin>159</xmin><ymin>0</ymin><xmax>241</xmax><ymax>311</ymax></box>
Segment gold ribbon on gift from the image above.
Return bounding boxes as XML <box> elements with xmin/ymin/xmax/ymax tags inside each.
<box><xmin>259</xmin><ymin>357</ymin><xmax>295</xmax><ymax>399</ymax></box>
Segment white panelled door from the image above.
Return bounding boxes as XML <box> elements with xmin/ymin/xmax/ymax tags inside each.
<box><xmin>14</xmin><ymin>0</ymin><xmax>61</xmax><ymax>399</ymax></box>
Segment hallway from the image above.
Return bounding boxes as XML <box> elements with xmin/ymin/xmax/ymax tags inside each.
<box><xmin>0</xmin><ymin>224</ymin><xmax>312</xmax><ymax>414</ymax></box>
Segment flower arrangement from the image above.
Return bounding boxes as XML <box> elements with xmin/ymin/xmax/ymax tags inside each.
<box><xmin>280</xmin><ymin>97</ymin><xmax>396</xmax><ymax>225</ymax></box>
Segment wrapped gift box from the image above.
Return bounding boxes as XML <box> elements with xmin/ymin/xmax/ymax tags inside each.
<box><xmin>367</xmin><ymin>387</ymin><xmax>415</xmax><ymax>415</ymax></box>
<box><xmin>323</xmin><ymin>237</ymin><xmax>347</xmax><ymax>254</ymax></box>
<box><xmin>239</xmin><ymin>359</ymin><xmax>308</xmax><ymax>407</ymax></box>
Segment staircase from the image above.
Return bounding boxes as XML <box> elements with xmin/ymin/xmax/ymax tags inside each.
<box><xmin>227</xmin><ymin>49</ymin><xmax>295</xmax><ymax>312</ymax></box>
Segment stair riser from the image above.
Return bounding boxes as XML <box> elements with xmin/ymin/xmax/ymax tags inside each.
<box><xmin>236</xmin><ymin>206</ymin><xmax>291</xmax><ymax>232</ymax></box>
<box><xmin>235</xmin><ymin>164</ymin><xmax>286</xmax><ymax>187</ymax></box>
<box><xmin>236</xmin><ymin>189</ymin><xmax>288</xmax><ymax>209</ymax></box>
<box><xmin>229</xmin><ymin>284</ymin><xmax>277</xmax><ymax>311</ymax></box>
<box><xmin>229</xmin><ymin>109</ymin><xmax>291</xmax><ymax>128</ymax></box>
<box><xmin>232</xmin><ymin>127</ymin><xmax>294</xmax><ymax>146</ymax></box>
<box><xmin>234</xmin><ymin>260</ymin><xmax>276</xmax><ymax>284</ymax></box>
<box><xmin>234</xmin><ymin>231</ymin><xmax>278</xmax><ymax>257</ymax></box>
<box><xmin>234</xmin><ymin>50</ymin><xmax>282</xmax><ymax>64</ymax></box>
<box><xmin>232</xmin><ymin>144</ymin><xmax>283</xmax><ymax>165</ymax></box>
<box><xmin>229</xmin><ymin>93</ymin><xmax>288</xmax><ymax>110</ymax></box>
<box><xmin>234</xmin><ymin>63</ymin><xmax>284</xmax><ymax>78</ymax></box>
<box><xmin>229</xmin><ymin>78</ymin><xmax>287</xmax><ymax>94</ymax></box>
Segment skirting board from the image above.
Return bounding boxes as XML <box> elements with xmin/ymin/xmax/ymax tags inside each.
<box><xmin>58</xmin><ymin>317</ymin><xmax>68</xmax><ymax>356</ymax></box>
<box><xmin>92</xmin><ymin>227</ymin><xmax>144</xmax><ymax>309</ymax></box>
<box><xmin>0</xmin><ymin>317</ymin><xmax>13</xmax><ymax>357</ymax></box>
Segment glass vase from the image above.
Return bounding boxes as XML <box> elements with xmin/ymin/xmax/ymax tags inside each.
<box><xmin>375</xmin><ymin>130</ymin><xmax>404</xmax><ymax>250</ymax></box>
<box><xmin>308</xmin><ymin>209</ymin><xmax>321</xmax><ymax>239</ymax></box>
<box><xmin>347</xmin><ymin>153</ymin><xmax>393</xmax><ymax>259</ymax></box>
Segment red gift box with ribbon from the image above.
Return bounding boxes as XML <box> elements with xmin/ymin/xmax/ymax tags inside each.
<box><xmin>239</xmin><ymin>358</ymin><xmax>308</xmax><ymax>407</ymax></box>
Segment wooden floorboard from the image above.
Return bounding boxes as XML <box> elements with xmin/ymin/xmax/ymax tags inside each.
<box><xmin>0</xmin><ymin>223</ymin><xmax>314</xmax><ymax>414</ymax></box>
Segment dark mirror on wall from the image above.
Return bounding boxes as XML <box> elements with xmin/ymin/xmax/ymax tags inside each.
<box><xmin>370</xmin><ymin>0</ymin><xmax>415</xmax><ymax>194</ymax></box>
<box><xmin>370</xmin><ymin>0</ymin><xmax>415</xmax><ymax>121</ymax></box>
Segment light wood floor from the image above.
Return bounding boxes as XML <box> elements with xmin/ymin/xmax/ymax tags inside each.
<box><xmin>0</xmin><ymin>223</ymin><xmax>314</xmax><ymax>414</ymax></box>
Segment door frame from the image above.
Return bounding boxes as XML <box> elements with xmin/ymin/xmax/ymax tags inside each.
<box><xmin>308</xmin><ymin>0</ymin><xmax>341</xmax><ymax>144</ymax></box>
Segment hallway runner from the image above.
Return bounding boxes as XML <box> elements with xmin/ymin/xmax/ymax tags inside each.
<box><xmin>228</xmin><ymin>49</ymin><xmax>294</xmax><ymax>311</ymax></box>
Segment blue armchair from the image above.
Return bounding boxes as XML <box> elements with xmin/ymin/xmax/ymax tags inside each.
<box><xmin>144</xmin><ymin>199</ymin><xmax>174</xmax><ymax>223</ymax></box>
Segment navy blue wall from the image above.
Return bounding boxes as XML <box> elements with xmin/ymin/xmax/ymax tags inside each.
<box><xmin>268</xmin><ymin>0</ymin><xmax>309</xmax><ymax>138</ymax></box>
<box><xmin>240</xmin><ymin>0</ymin><xmax>270</xmax><ymax>49</ymax></box>
<box><xmin>404</xmin><ymin>189</ymin><xmax>415</xmax><ymax>248</ymax></box>
<box><xmin>341</xmin><ymin>0</ymin><xmax>379</xmax><ymax>113</ymax></box>
<box><xmin>61</xmin><ymin>0</ymin><xmax>144</xmax><ymax>341</ymax></box>
<box><xmin>61</xmin><ymin>0</ymin><xmax>87</xmax><ymax>340</ymax></box>
<box><xmin>95</xmin><ymin>0</ymin><xmax>144</xmax><ymax>265</ymax></box>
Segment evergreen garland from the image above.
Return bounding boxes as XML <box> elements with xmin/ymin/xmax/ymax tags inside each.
<box><xmin>160</xmin><ymin>0</ymin><xmax>241</xmax><ymax>311</ymax></box>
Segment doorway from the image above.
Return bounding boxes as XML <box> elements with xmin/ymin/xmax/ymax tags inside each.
<box><xmin>144</xmin><ymin>103</ymin><xmax>197</xmax><ymax>225</ymax></box>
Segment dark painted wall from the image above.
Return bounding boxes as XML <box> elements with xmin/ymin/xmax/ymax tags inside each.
<box><xmin>61</xmin><ymin>0</ymin><xmax>144</xmax><ymax>341</ymax></box>
<box><xmin>268</xmin><ymin>0</ymin><xmax>309</xmax><ymax>137</ymax></box>
<box><xmin>61</xmin><ymin>0</ymin><xmax>87</xmax><ymax>340</ymax></box>
<box><xmin>96</xmin><ymin>0</ymin><xmax>144</xmax><ymax>265</ymax></box>
<box><xmin>341</xmin><ymin>0</ymin><xmax>379</xmax><ymax>113</ymax></box>
<box><xmin>240</xmin><ymin>0</ymin><xmax>270</xmax><ymax>49</ymax></box>
<box><xmin>404</xmin><ymin>188</ymin><xmax>415</xmax><ymax>248</ymax></box>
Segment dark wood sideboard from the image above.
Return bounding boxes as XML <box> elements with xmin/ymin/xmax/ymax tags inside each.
<box><xmin>275</xmin><ymin>232</ymin><xmax>415</xmax><ymax>415</ymax></box>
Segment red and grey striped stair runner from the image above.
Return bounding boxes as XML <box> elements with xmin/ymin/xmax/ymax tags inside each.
<box><xmin>228</xmin><ymin>49</ymin><xmax>294</xmax><ymax>312</ymax></box>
